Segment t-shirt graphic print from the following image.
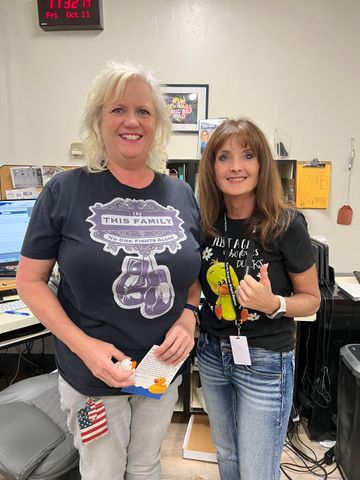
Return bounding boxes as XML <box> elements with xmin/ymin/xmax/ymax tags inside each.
<box><xmin>87</xmin><ymin>197</ymin><xmax>186</xmax><ymax>319</ymax></box>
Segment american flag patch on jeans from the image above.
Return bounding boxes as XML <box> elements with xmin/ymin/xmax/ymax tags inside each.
<box><xmin>77</xmin><ymin>398</ymin><xmax>108</xmax><ymax>445</ymax></box>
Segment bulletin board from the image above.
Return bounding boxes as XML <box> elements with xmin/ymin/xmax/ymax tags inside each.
<box><xmin>0</xmin><ymin>164</ymin><xmax>79</xmax><ymax>200</ymax></box>
<box><xmin>295</xmin><ymin>160</ymin><xmax>331</xmax><ymax>209</ymax></box>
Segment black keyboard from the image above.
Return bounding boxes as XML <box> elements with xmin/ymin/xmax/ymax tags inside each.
<box><xmin>0</xmin><ymin>323</ymin><xmax>46</xmax><ymax>342</ymax></box>
<box><xmin>0</xmin><ymin>290</ymin><xmax>17</xmax><ymax>301</ymax></box>
<box><xmin>0</xmin><ymin>266</ymin><xmax>17</xmax><ymax>277</ymax></box>
<box><xmin>0</xmin><ymin>299</ymin><xmax>27</xmax><ymax>314</ymax></box>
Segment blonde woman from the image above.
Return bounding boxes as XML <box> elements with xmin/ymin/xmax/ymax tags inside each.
<box><xmin>17</xmin><ymin>62</ymin><xmax>201</xmax><ymax>480</ymax></box>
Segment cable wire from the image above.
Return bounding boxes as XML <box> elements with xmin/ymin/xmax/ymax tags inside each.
<box><xmin>280</xmin><ymin>422</ymin><xmax>339</xmax><ymax>479</ymax></box>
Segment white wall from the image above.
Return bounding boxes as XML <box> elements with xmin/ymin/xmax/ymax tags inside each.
<box><xmin>1</xmin><ymin>0</ymin><xmax>359</xmax><ymax>273</ymax></box>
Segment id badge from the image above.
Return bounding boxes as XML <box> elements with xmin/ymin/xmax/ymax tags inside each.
<box><xmin>77</xmin><ymin>397</ymin><xmax>108</xmax><ymax>445</ymax></box>
<box><xmin>230</xmin><ymin>336</ymin><xmax>251</xmax><ymax>365</ymax></box>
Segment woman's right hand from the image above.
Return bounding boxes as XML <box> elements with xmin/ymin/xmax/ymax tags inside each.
<box><xmin>77</xmin><ymin>336</ymin><xmax>136</xmax><ymax>388</ymax></box>
<box><xmin>236</xmin><ymin>263</ymin><xmax>278</xmax><ymax>314</ymax></box>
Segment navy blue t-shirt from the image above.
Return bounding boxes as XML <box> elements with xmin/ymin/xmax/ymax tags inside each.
<box><xmin>21</xmin><ymin>168</ymin><xmax>201</xmax><ymax>395</ymax></box>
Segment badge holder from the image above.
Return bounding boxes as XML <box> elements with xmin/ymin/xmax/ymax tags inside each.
<box><xmin>224</xmin><ymin>213</ymin><xmax>254</xmax><ymax>365</ymax></box>
<box><xmin>225</xmin><ymin>262</ymin><xmax>251</xmax><ymax>365</ymax></box>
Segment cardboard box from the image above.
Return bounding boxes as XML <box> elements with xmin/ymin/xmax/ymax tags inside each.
<box><xmin>182</xmin><ymin>415</ymin><xmax>217</xmax><ymax>463</ymax></box>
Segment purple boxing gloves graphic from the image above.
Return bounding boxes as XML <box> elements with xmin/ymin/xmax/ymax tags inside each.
<box><xmin>145</xmin><ymin>268</ymin><xmax>172</xmax><ymax>315</ymax></box>
<box><xmin>116</xmin><ymin>257</ymin><xmax>149</xmax><ymax>304</ymax></box>
<box><xmin>113</xmin><ymin>257</ymin><xmax>173</xmax><ymax>318</ymax></box>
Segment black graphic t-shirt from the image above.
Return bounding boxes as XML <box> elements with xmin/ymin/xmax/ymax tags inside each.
<box><xmin>199</xmin><ymin>211</ymin><xmax>315</xmax><ymax>352</ymax></box>
<box><xmin>21</xmin><ymin>168</ymin><xmax>201</xmax><ymax>395</ymax></box>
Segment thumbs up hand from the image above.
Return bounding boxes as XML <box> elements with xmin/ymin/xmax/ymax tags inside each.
<box><xmin>259</xmin><ymin>263</ymin><xmax>271</xmax><ymax>287</ymax></box>
<box><xmin>235</xmin><ymin>263</ymin><xmax>280</xmax><ymax>315</ymax></box>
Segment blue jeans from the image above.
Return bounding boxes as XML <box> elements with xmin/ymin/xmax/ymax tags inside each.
<box><xmin>197</xmin><ymin>332</ymin><xmax>294</xmax><ymax>480</ymax></box>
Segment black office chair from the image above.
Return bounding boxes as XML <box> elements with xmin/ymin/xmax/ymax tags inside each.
<box><xmin>0</xmin><ymin>371</ymin><xmax>79</xmax><ymax>480</ymax></box>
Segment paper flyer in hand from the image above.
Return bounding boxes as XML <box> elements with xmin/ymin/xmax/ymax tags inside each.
<box><xmin>121</xmin><ymin>345</ymin><xmax>185</xmax><ymax>399</ymax></box>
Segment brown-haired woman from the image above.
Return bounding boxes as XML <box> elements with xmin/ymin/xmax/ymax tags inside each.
<box><xmin>196</xmin><ymin>117</ymin><xmax>320</xmax><ymax>480</ymax></box>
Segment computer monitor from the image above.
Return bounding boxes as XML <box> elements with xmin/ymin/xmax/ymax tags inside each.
<box><xmin>0</xmin><ymin>199</ymin><xmax>36</xmax><ymax>277</ymax></box>
<box><xmin>311</xmin><ymin>237</ymin><xmax>331</xmax><ymax>286</ymax></box>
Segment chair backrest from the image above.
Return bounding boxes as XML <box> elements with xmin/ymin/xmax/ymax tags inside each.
<box><xmin>0</xmin><ymin>372</ymin><xmax>79</xmax><ymax>480</ymax></box>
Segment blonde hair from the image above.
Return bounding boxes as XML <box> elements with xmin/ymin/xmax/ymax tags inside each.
<box><xmin>81</xmin><ymin>61</ymin><xmax>171</xmax><ymax>172</ymax></box>
<box><xmin>198</xmin><ymin>118</ymin><xmax>294</xmax><ymax>247</ymax></box>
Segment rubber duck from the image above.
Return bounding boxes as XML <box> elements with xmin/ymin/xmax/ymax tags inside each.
<box><xmin>206</xmin><ymin>260</ymin><xmax>239</xmax><ymax>321</ymax></box>
<box><xmin>148</xmin><ymin>377</ymin><xmax>168</xmax><ymax>394</ymax></box>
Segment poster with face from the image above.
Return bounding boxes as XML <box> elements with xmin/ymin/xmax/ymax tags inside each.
<box><xmin>197</xmin><ymin>118</ymin><xmax>227</xmax><ymax>159</ymax></box>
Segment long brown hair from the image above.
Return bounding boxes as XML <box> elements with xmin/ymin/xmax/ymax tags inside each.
<box><xmin>197</xmin><ymin>118</ymin><xmax>295</xmax><ymax>248</ymax></box>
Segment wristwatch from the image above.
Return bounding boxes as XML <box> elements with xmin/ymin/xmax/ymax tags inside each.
<box><xmin>184</xmin><ymin>303</ymin><xmax>200</xmax><ymax>325</ymax></box>
<box><xmin>266</xmin><ymin>295</ymin><xmax>287</xmax><ymax>319</ymax></box>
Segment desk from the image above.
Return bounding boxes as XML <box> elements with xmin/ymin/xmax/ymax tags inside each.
<box><xmin>0</xmin><ymin>297</ymin><xmax>50</xmax><ymax>348</ymax></box>
<box><xmin>296</xmin><ymin>277</ymin><xmax>360</xmax><ymax>440</ymax></box>
<box><xmin>0</xmin><ymin>279</ymin><xmax>17</xmax><ymax>292</ymax></box>
<box><xmin>0</xmin><ymin>307</ymin><xmax>52</xmax><ymax>383</ymax></box>
<box><xmin>0</xmin><ymin>310</ymin><xmax>43</xmax><ymax>336</ymax></box>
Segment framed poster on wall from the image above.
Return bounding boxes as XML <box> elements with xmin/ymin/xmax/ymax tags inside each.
<box><xmin>162</xmin><ymin>84</ymin><xmax>209</xmax><ymax>133</ymax></box>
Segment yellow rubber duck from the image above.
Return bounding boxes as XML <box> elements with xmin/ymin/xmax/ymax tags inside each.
<box><xmin>148</xmin><ymin>377</ymin><xmax>168</xmax><ymax>394</ymax></box>
<box><xmin>206</xmin><ymin>260</ymin><xmax>239</xmax><ymax>321</ymax></box>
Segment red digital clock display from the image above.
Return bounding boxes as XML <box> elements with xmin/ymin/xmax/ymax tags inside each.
<box><xmin>37</xmin><ymin>0</ymin><xmax>103</xmax><ymax>31</ymax></box>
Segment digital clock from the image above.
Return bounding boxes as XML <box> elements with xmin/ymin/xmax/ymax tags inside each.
<box><xmin>37</xmin><ymin>0</ymin><xmax>103</xmax><ymax>31</ymax></box>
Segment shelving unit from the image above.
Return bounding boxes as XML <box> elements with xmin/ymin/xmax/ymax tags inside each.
<box><xmin>181</xmin><ymin>333</ymin><xmax>208</xmax><ymax>414</ymax></box>
<box><xmin>190</xmin><ymin>369</ymin><xmax>204</xmax><ymax>412</ymax></box>
<box><xmin>166</xmin><ymin>159</ymin><xmax>199</xmax><ymax>192</ymax></box>
<box><xmin>166</xmin><ymin>158</ymin><xmax>296</xmax><ymax>201</ymax></box>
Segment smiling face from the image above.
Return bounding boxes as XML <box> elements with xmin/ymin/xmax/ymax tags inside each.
<box><xmin>214</xmin><ymin>136</ymin><xmax>260</xmax><ymax>211</ymax></box>
<box><xmin>201</xmin><ymin>130</ymin><xmax>209</xmax><ymax>142</ymax></box>
<box><xmin>100</xmin><ymin>78</ymin><xmax>157</xmax><ymax>170</ymax></box>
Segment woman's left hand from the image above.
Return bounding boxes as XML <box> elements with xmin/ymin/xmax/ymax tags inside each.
<box><xmin>155</xmin><ymin>309</ymin><xmax>196</xmax><ymax>365</ymax></box>
<box><xmin>235</xmin><ymin>263</ymin><xmax>279</xmax><ymax>314</ymax></box>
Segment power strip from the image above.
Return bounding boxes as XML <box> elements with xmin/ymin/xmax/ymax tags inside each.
<box><xmin>324</xmin><ymin>446</ymin><xmax>335</xmax><ymax>465</ymax></box>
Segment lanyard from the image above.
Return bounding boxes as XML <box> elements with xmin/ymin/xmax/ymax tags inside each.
<box><xmin>223</xmin><ymin>212</ymin><xmax>256</xmax><ymax>336</ymax></box>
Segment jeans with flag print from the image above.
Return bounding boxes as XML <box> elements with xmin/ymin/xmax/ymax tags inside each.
<box><xmin>59</xmin><ymin>374</ymin><xmax>181</xmax><ymax>480</ymax></box>
<box><xmin>196</xmin><ymin>332</ymin><xmax>294</xmax><ymax>480</ymax></box>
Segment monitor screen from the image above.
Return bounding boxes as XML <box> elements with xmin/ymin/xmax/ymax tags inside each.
<box><xmin>0</xmin><ymin>199</ymin><xmax>36</xmax><ymax>276</ymax></box>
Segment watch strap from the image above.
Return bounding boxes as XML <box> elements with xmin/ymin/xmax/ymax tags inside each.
<box><xmin>184</xmin><ymin>303</ymin><xmax>200</xmax><ymax>324</ymax></box>
<box><xmin>266</xmin><ymin>295</ymin><xmax>286</xmax><ymax>319</ymax></box>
